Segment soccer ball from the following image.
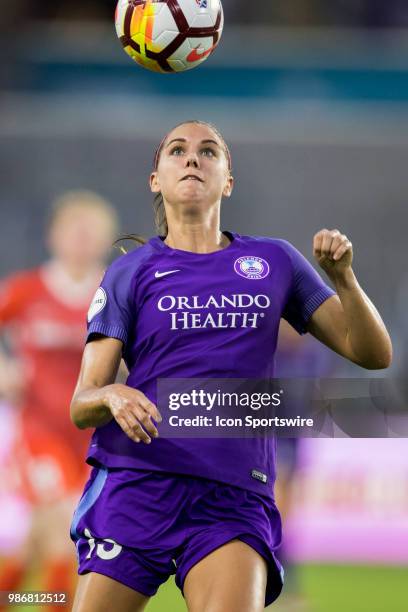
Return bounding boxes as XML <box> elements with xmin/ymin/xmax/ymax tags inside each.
<box><xmin>115</xmin><ymin>0</ymin><xmax>224</xmax><ymax>73</ymax></box>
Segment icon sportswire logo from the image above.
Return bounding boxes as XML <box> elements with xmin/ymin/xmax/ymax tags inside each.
<box><xmin>155</xmin><ymin>270</ymin><xmax>181</xmax><ymax>279</ymax></box>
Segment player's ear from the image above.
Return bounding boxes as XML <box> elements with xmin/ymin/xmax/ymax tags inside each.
<box><xmin>223</xmin><ymin>174</ymin><xmax>234</xmax><ymax>198</ymax></box>
<box><xmin>150</xmin><ymin>172</ymin><xmax>160</xmax><ymax>194</ymax></box>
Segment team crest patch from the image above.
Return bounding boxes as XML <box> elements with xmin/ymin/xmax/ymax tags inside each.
<box><xmin>196</xmin><ymin>0</ymin><xmax>207</xmax><ymax>7</ymax></box>
<box><xmin>234</xmin><ymin>256</ymin><xmax>270</xmax><ymax>280</ymax></box>
<box><xmin>87</xmin><ymin>287</ymin><xmax>107</xmax><ymax>322</ymax></box>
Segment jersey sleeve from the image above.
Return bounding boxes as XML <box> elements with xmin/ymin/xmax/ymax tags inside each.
<box><xmin>279</xmin><ymin>240</ymin><xmax>336</xmax><ymax>335</ymax></box>
<box><xmin>86</xmin><ymin>256</ymin><xmax>136</xmax><ymax>346</ymax></box>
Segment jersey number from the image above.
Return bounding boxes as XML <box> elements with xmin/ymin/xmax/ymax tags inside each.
<box><xmin>84</xmin><ymin>527</ymin><xmax>123</xmax><ymax>560</ymax></box>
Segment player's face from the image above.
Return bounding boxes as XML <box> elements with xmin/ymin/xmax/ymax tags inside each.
<box><xmin>47</xmin><ymin>204</ymin><xmax>115</xmax><ymax>267</ymax></box>
<box><xmin>150</xmin><ymin>123</ymin><xmax>233</xmax><ymax>208</ymax></box>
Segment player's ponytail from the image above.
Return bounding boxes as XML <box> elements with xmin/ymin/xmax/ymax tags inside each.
<box><xmin>153</xmin><ymin>192</ymin><xmax>168</xmax><ymax>237</ymax></box>
<box><xmin>113</xmin><ymin>158</ymin><xmax>167</xmax><ymax>252</ymax></box>
<box><xmin>113</xmin><ymin>192</ymin><xmax>167</xmax><ymax>254</ymax></box>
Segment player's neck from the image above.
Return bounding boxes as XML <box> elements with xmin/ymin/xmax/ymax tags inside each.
<box><xmin>164</xmin><ymin>226</ymin><xmax>230</xmax><ymax>254</ymax></box>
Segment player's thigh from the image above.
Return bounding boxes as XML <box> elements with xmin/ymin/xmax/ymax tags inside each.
<box><xmin>184</xmin><ymin>539</ymin><xmax>268</xmax><ymax>612</ymax></box>
<box><xmin>72</xmin><ymin>572</ymin><xmax>150</xmax><ymax>612</ymax></box>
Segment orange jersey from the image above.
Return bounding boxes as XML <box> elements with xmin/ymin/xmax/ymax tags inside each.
<box><xmin>0</xmin><ymin>264</ymin><xmax>99</xmax><ymax>453</ymax></box>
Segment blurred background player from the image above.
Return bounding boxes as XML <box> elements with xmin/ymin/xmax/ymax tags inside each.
<box><xmin>0</xmin><ymin>191</ymin><xmax>119</xmax><ymax>609</ymax></box>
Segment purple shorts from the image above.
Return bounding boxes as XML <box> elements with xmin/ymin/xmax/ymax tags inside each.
<box><xmin>70</xmin><ymin>465</ymin><xmax>284</xmax><ymax>607</ymax></box>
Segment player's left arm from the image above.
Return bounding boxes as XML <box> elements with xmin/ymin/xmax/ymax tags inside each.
<box><xmin>307</xmin><ymin>229</ymin><xmax>392</xmax><ymax>369</ymax></box>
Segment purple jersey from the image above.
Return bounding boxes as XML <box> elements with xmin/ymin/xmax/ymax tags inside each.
<box><xmin>85</xmin><ymin>232</ymin><xmax>335</xmax><ymax>497</ymax></box>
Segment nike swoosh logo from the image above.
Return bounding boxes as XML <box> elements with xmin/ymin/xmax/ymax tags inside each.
<box><xmin>187</xmin><ymin>43</ymin><xmax>218</xmax><ymax>63</ymax></box>
<box><xmin>155</xmin><ymin>270</ymin><xmax>181</xmax><ymax>279</ymax></box>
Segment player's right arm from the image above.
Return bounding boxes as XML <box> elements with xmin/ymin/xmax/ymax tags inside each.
<box><xmin>70</xmin><ymin>335</ymin><xmax>161</xmax><ymax>444</ymax></box>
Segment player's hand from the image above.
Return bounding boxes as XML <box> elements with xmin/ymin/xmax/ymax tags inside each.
<box><xmin>313</xmin><ymin>229</ymin><xmax>353</xmax><ymax>277</ymax></box>
<box><xmin>104</xmin><ymin>383</ymin><xmax>162</xmax><ymax>444</ymax></box>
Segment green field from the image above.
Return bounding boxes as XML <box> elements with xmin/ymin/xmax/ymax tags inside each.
<box><xmin>146</xmin><ymin>565</ymin><xmax>408</xmax><ymax>612</ymax></box>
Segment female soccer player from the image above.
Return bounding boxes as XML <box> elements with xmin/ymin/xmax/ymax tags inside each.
<box><xmin>70</xmin><ymin>120</ymin><xmax>392</xmax><ymax>612</ymax></box>
<box><xmin>0</xmin><ymin>191</ymin><xmax>118</xmax><ymax>607</ymax></box>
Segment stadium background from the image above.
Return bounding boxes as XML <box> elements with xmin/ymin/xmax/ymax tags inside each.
<box><xmin>1</xmin><ymin>1</ymin><xmax>408</xmax><ymax>610</ymax></box>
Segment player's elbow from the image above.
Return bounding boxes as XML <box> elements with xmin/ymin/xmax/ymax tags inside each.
<box><xmin>365</xmin><ymin>355</ymin><xmax>392</xmax><ymax>370</ymax></box>
<box><xmin>359</xmin><ymin>346</ymin><xmax>393</xmax><ymax>370</ymax></box>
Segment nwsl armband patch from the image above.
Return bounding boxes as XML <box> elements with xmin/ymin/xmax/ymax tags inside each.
<box><xmin>87</xmin><ymin>287</ymin><xmax>107</xmax><ymax>322</ymax></box>
<box><xmin>251</xmin><ymin>469</ymin><xmax>268</xmax><ymax>484</ymax></box>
